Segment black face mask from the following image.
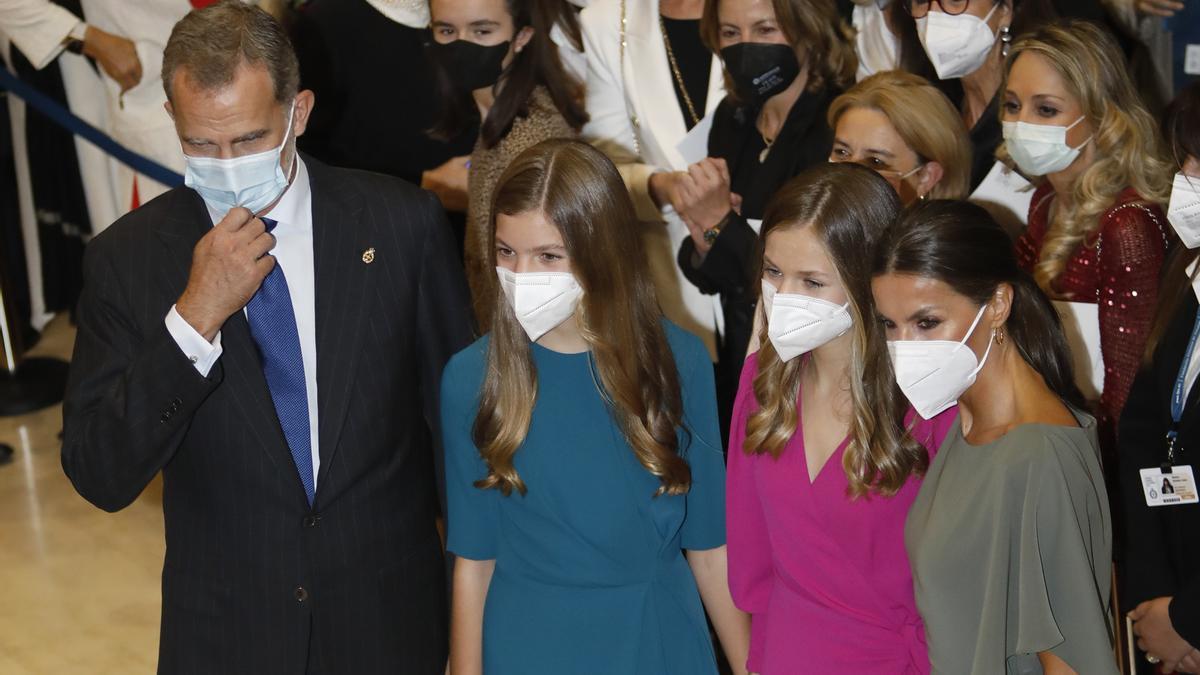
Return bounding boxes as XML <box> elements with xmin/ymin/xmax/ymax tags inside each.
<box><xmin>427</xmin><ymin>39</ymin><xmax>511</xmax><ymax>93</ymax></box>
<box><xmin>719</xmin><ymin>43</ymin><xmax>801</xmax><ymax>105</ymax></box>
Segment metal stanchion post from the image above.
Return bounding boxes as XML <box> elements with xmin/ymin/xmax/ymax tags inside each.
<box><xmin>0</xmin><ymin>272</ymin><xmax>68</xmax><ymax>420</ymax></box>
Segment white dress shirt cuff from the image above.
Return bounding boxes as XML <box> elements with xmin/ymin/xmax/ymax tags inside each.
<box><xmin>165</xmin><ymin>305</ymin><xmax>223</xmax><ymax>377</ymax></box>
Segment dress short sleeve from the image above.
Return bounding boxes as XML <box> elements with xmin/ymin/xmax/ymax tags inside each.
<box><xmin>673</xmin><ymin>326</ymin><xmax>727</xmax><ymax>551</ymax></box>
<box><xmin>441</xmin><ymin>341</ymin><xmax>502</xmax><ymax>561</ymax></box>
<box><xmin>1008</xmin><ymin>433</ymin><xmax>1117</xmax><ymax>674</ymax></box>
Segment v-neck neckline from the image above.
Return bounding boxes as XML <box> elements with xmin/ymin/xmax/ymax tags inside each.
<box><xmin>797</xmin><ymin>383</ymin><xmax>852</xmax><ymax>486</ymax></box>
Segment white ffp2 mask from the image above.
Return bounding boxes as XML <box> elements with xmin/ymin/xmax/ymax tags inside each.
<box><xmin>761</xmin><ymin>280</ymin><xmax>852</xmax><ymax>362</ymax></box>
<box><xmin>496</xmin><ymin>267</ymin><xmax>584</xmax><ymax>342</ymax></box>
<box><xmin>1168</xmin><ymin>173</ymin><xmax>1200</xmax><ymax>248</ymax></box>
<box><xmin>915</xmin><ymin>4</ymin><xmax>999</xmax><ymax>80</ymax></box>
<box><xmin>888</xmin><ymin>304</ymin><xmax>993</xmax><ymax>420</ymax></box>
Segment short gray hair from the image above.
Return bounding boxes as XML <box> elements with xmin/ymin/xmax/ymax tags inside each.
<box><xmin>162</xmin><ymin>0</ymin><xmax>299</xmax><ymax>104</ymax></box>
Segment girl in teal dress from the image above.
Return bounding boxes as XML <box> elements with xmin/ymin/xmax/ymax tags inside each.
<box><xmin>440</xmin><ymin>140</ymin><xmax>750</xmax><ymax>674</ymax></box>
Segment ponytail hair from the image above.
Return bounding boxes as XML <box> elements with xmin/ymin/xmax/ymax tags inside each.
<box><xmin>873</xmin><ymin>200</ymin><xmax>1084</xmax><ymax>409</ymax></box>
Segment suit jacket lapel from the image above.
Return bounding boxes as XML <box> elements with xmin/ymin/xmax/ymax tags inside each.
<box><xmin>308</xmin><ymin>159</ymin><xmax>371</xmax><ymax>495</ymax></box>
<box><xmin>153</xmin><ymin>189</ymin><xmax>302</xmax><ymax>502</ymax></box>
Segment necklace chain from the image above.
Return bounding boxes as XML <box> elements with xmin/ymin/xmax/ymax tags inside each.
<box><xmin>659</xmin><ymin>15</ymin><xmax>702</xmax><ymax>127</ymax></box>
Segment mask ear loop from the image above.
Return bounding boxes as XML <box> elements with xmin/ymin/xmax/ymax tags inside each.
<box><xmin>960</xmin><ymin>304</ymin><xmax>996</xmax><ymax>379</ymax></box>
<box><xmin>1064</xmin><ymin>115</ymin><xmax>1094</xmax><ymax>152</ymax></box>
<box><xmin>257</xmin><ymin>100</ymin><xmax>300</xmax><ymax>218</ymax></box>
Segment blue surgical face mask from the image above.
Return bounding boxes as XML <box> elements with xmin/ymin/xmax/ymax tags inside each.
<box><xmin>184</xmin><ymin>102</ymin><xmax>297</xmax><ymax>215</ymax></box>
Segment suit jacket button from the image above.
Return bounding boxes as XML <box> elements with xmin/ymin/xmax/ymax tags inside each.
<box><xmin>303</xmin><ymin>515</ymin><xmax>318</xmax><ymax>528</ymax></box>
<box><xmin>294</xmin><ymin>586</ymin><xmax>308</xmax><ymax>603</ymax></box>
<box><xmin>160</xmin><ymin>413</ymin><xmax>170</xmax><ymax>424</ymax></box>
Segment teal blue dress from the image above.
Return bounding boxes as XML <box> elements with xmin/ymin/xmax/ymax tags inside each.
<box><xmin>440</xmin><ymin>322</ymin><xmax>726</xmax><ymax>675</ymax></box>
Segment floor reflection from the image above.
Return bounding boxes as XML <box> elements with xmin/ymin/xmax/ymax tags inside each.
<box><xmin>0</xmin><ymin>316</ymin><xmax>162</xmax><ymax>673</ymax></box>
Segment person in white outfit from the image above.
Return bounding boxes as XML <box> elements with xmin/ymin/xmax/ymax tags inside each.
<box><xmin>580</xmin><ymin>0</ymin><xmax>727</xmax><ymax>357</ymax></box>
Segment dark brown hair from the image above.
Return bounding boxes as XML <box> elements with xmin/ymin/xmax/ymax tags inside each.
<box><xmin>162</xmin><ymin>0</ymin><xmax>299</xmax><ymax>104</ymax></box>
<box><xmin>747</xmin><ymin>163</ymin><xmax>927</xmax><ymax>497</ymax></box>
<box><xmin>429</xmin><ymin>0</ymin><xmax>587</xmax><ymax>149</ymax></box>
<box><xmin>873</xmin><ymin>200</ymin><xmax>1084</xmax><ymax>408</ymax></box>
<box><xmin>700</xmin><ymin>0</ymin><xmax>856</xmax><ymax>99</ymax></box>
<box><xmin>1144</xmin><ymin>81</ymin><xmax>1200</xmax><ymax>364</ymax></box>
<box><xmin>472</xmin><ymin>140</ymin><xmax>690</xmax><ymax>496</ymax></box>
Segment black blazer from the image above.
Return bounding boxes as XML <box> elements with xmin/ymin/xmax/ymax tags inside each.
<box><xmin>61</xmin><ymin>156</ymin><xmax>474</xmax><ymax>674</ymax></box>
<box><xmin>1119</xmin><ymin>292</ymin><xmax>1200</xmax><ymax>646</ymax></box>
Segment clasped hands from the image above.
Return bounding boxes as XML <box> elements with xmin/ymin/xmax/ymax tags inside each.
<box><xmin>649</xmin><ymin>158</ymin><xmax>741</xmax><ymax>257</ymax></box>
<box><xmin>1131</xmin><ymin>597</ymin><xmax>1200</xmax><ymax>673</ymax></box>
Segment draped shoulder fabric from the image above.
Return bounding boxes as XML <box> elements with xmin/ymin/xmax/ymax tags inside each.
<box><xmin>907</xmin><ymin>413</ymin><xmax>1117</xmax><ymax>675</ymax></box>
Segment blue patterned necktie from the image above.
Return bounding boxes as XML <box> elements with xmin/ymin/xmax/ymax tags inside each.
<box><xmin>246</xmin><ymin>217</ymin><xmax>315</xmax><ymax>505</ymax></box>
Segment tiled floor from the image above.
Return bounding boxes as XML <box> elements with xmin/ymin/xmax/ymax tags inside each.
<box><xmin>0</xmin><ymin>316</ymin><xmax>162</xmax><ymax>673</ymax></box>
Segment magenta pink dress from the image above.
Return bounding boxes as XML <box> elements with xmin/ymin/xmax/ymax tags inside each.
<box><xmin>727</xmin><ymin>355</ymin><xmax>956</xmax><ymax>674</ymax></box>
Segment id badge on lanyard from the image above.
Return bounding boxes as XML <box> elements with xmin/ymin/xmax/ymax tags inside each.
<box><xmin>1143</xmin><ymin>307</ymin><xmax>1200</xmax><ymax>507</ymax></box>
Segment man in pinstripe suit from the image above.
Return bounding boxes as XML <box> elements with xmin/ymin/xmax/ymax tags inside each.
<box><xmin>60</xmin><ymin>3</ymin><xmax>473</xmax><ymax>673</ymax></box>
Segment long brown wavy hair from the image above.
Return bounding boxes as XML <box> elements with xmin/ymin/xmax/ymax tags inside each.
<box><xmin>471</xmin><ymin>139</ymin><xmax>691</xmax><ymax>497</ymax></box>
<box><xmin>745</xmin><ymin>163</ymin><xmax>926</xmax><ymax>498</ymax></box>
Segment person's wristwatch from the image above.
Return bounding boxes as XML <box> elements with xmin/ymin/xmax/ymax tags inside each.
<box><xmin>702</xmin><ymin>211</ymin><xmax>734</xmax><ymax>246</ymax></box>
<box><xmin>63</xmin><ymin>22</ymin><xmax>88</xmax><ymax>55</ymax></box>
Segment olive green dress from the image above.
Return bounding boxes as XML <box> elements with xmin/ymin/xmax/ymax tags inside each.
<box><xmin>906</xmin><ymin>412</ymin><xmax>1117</xmax><ymax>675</ymax></box>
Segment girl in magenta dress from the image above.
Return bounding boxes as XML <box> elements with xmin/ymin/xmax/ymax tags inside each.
<box><xmin>725</xmin><ymin>164</ymin><xmax>955</xmax><ymax>674</ymax></box>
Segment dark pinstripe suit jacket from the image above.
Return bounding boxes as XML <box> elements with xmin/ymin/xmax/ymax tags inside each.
<box><xmin>61</xmin><ymin>156</ymin><xmax>474</xmax><ymax>674</ymax></box>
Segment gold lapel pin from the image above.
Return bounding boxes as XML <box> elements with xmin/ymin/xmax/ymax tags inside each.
<box><xmin>362</xmin><ymin>247</ymin><xmax>376</xmax><ymax>264</ymax></box>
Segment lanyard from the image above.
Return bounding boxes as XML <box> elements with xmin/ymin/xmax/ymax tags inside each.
<box><xmin>1166</xmin><ymin>306</ymin><xmax>1200</xmax><ymax>470</ymax></box>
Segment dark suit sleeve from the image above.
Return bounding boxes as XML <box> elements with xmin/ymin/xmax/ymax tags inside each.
<box><xmin>1117</xmin><ymin>366</ymin><xmax>1177</xmax><ymax>609</ymax></box>
<box><xmin>413</xmin><ymin>190</ymin><xmax>475</xmax><ymax>516</ymax></box>
<box><xmin>61</xmin><ymin>235</ymin><xmax>223</xmax><ymax>512</ymax></box>
<box><xmin>677</xmin><ymin>213</ymin><xmax>759</xmax><ymax>297</ymax></box>
<box><xmin>1170</xmin><ymin>578</ymin><xmax>1200</xmax><ymax>646</ymax></box>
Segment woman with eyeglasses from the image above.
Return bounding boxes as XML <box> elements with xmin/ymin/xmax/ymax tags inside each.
<box><xmin>670</xmin><ymin>0</ymin><xmax>855</xmax><ymax>438</ymax></box>
<box><xmin>900</xmin><ymin>0</ymin><xmax>1112</xmax><ymax>191</ymax></box>
<box><xmin>827</xmin><ymin>70</ymin><xmax>972</xmax><ymax>205</ymax></box>
<box><xmin>1007</xmin><ymin>20</ymin><xmax>1172</xmax><ymax>446</ymax></box>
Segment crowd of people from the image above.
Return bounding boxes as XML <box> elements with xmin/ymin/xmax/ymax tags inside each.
<box><xmin>2</xmin><ymin>0</ymin><xmax>1194</xmax><ymax>672</ymax></box>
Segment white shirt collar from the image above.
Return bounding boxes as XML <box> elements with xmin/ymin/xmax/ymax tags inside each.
<box><xmin>204</xmin><ymin>156</ymin><xmax>312</xmax><ymax>232</ymax></box>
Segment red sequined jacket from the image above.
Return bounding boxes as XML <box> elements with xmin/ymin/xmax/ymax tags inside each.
<box><xmin>1015</xmin><ymin>184</ymin><xmax>1169</xmax><ymax>429</ymax></box>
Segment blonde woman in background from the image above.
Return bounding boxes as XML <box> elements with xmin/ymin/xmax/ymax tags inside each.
<box><xmin>828</xmin><ymin>70</ymin><xmax>972</xmax><ymax>205</ymax></box>
<box><xmin>1006</xmin><ymin>19</ymin><xmax>1172</xmax><ymax>441</ymax></box>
